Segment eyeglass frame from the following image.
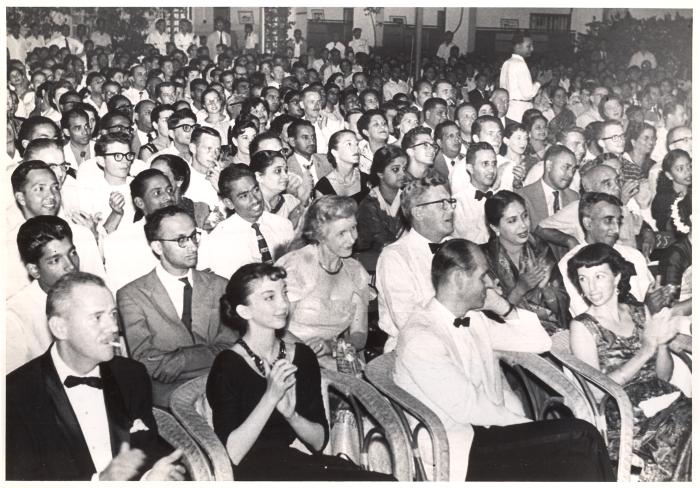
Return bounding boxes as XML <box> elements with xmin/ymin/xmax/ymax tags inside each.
<box><xmin>408</xmin><ymin>141</ymin><xmax>439</xmax><ymax>151</ymax></box>
<box><xmin>414</xmin><ymin>197</ymin><xmax>457</xmax><ymax>210</ymax></box>
<box><xmin>600</xmin><ymin>133</ymin><xmax>625</xmax><ymax>143</ymax></box>
<box><xmin>173</xmin><ymin>123</ymin><xmax>200</xmax><ymax>132</ymax></box>
<box><xmin>670</xmin><ymin>136</ymin><xmax>692</xmax><ymax>145</ymax></box>
<box><xmin>103</xmin><ymin>151</ymin><xmax>136</xmax><ymax>162</ymax></box>
<box><xmin>155</xmin><ymin>230</ymin><xmax>202</xmax><ymax>248</ymax></box>
<box><xmin>107</xmin><ymin>124</ymin><xmax>134</xmax><ymax>134</ymax></box>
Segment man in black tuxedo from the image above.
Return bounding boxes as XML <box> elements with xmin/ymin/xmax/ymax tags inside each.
<box><xmin>6</xmin><ymin>272</ymin><xmax>186</xmax><ymax>481</ymax></box>
<box><xmin>468</xmin><ymin>73</ymin><xmax>489</xmax><ymax>108</ymax></box>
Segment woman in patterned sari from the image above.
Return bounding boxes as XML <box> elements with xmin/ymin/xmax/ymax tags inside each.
<box><xmin>482</xmin><ymin>190</ymin><xmax>568</xmax><ymax>335</ymax></box>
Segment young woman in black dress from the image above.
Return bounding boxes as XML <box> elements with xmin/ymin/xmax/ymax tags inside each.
<box><xmin>206</xmin><ymin>263</ymin><xmax>393</xmax><ymax>481</ymax></box>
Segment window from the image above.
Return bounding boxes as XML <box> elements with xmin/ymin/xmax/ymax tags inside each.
<box><xmin>530</xmin><ymin>13</ymin><xmax>570</xmax><ymax>32</ymax></box>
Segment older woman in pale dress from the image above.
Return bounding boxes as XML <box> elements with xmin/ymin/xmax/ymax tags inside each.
<box><xmin>276</xmin><ymin>195</ymin><xmax>370</xmax><ymax>369</ymax></box>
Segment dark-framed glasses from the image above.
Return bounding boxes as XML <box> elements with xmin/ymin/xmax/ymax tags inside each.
<box><xmin>103</xmin><ymin>151</ymin><xmax>136</xmax><ymax>162</ymax></box>
<box><xmin>409</xmin><ymin>141</ymin><xmax>439</xmax><ymax>151</ymax></box>
<box><xmin>174</xmin><ymin>123</ymin><xmax>199</xmax><ymax>132</ymax></box>
<box><xmin>107</xmin><ymin>124</ymin><xmax>134</xmax><ymax>134</ymax></box>
<box><xmin>157</xmin><ymin>230</ymin><xmax>202</xmax><ymax>248</ymax></box>
<box><xmin>414</xmin><ymin>197</ymin><xmax>457</xmax><ymax>210</ymax></box>
<box><xmin>601</xmin><ymin>133</ymin><xmax>624</xmax><ymax>143</ymax></box>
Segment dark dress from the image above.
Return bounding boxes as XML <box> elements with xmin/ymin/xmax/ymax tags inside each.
<box><xmin>315</xmin><ymin>171</ymin><xmax>370</xmax><ymax>205</ymax></box>
<box><xmin>355</xmin><ymin>191</ymin><xmax>407</xmax><ymax>273</ymax></box>
<box><xmin>659</xmin><ymin>235</ymin><xmax>691</xmax><ymax>298</ymax></box>
<box><xmin>206</xmin><ymin>343</ymin><xmax>393</xmax><ymax>481</ymax></box>
<box><xmin>574</xmin><ymin>306</ymin><xmax>692</xmax><ymax>481</ymax></box>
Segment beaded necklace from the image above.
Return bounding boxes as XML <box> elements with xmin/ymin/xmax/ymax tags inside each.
<box><xmin>237</xmin><ymin>338</ymin><xmax>286</xmax><ymax>376</ymax></box>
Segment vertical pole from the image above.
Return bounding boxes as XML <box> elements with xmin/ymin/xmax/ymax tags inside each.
<box><xmin>414</xmin><ymin>8</ymin><xmax>423</xmax><ymax>81</ymax></box>
<box><xmin>260</xmin><ymin>7</ymin><xmax>265</xmax><ymax>54</ymax></box>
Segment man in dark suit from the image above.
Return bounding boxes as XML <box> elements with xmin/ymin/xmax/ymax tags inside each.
<box><xmin>433</xmin><ymin>120</ymin><xmax>466</xmax><ymax>182</ymax></box>
<box><xmin>517</xmin><ymin>145</ymin><xmax>579</xmax><ymax>231</ymax></box>
<box><xmin>6</xmin><ymin>272</ymin><xmax>185</xmax><ymax>481</ymax></box>
<box><xmin>468</xmin><ymin>73</ymin><xmax>489</xmax><ymax>108</ymax></box>
<box><xmin>118</xmin><ymin>206</ymin><xmax>237</xmax><ymax>407</ymax></box>
<box><xmin>490</xmin><ymin>88</ymin><xmax>519</xmax><ymax>129</ymax></box>
<box><xmin>286</xmin><ymin>119</ymin><xmax>333</xmax><ymax>204</ymax></box>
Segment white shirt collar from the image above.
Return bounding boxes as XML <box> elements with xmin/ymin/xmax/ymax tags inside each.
<box><xmin>155</xmin><ymin>261</ymin><xmax>192</xmax><ymax>284</ymax></box>
<box><xmin>51</xmin><ymin>343</ymin><xmax>101</xmax><ymax>383</ymax></box>
<box><xmin>294</xmin><ymin>152</ymin><xmax>313</xmax><ymax>168</ymax></box>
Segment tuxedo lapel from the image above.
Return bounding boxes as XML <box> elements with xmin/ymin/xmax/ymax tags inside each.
<box><xmin>100</xmin><ymin>361</ymin><xmax>130</xmax><ymax>456</ymax></box>
<box><xmin>40</xmin><ymin>351</ymin><xmax>96</xmax><ymax>473</ymax></box>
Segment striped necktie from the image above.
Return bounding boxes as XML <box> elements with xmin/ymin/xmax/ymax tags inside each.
<box><xmin>252</xmin><ymin>223</ymin><xmax>274</xmax><ymax>264</ymax></box>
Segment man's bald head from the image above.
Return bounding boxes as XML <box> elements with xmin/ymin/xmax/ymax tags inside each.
<box><xmin>581</xmin><ymin>164</ymin><xmax>621</xmax><ymax>200</ymax></box>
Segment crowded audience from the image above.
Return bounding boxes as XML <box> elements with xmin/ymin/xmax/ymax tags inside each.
<box><xmin>5</xmin><ymin>9</ymin><xmax>692</xmax><ymax>482</ymax></box>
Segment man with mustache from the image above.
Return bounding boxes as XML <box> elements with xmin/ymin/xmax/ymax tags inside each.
<box><xmin>118</xmin><ymin>206</ymin><xmax>237</xmax><ymax>407</ymax></box>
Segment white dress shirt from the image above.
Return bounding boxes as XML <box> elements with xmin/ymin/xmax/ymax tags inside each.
<box><xmin>7</xmin><ymin>35</ymin><xmax>28</xmax><ymax>60</ymax></box>
<box><xmin>307</xmin><ymin>116</ymin><xmax>344</xmax><ymax>155</ymax></box>
<box><xmin>244</xmin><ymin>32</ymin><xmax>259</xmax><ymax>50</ymax></box>
<box><xmin>6</xmin><ymin>280</ymin><xmax>51</xmax><ymax>372</ymax></box>
<box><xmin>145</xmin><ymin>31</ymin><xmax>169</xmax><ymax>55</ymax></box>
<box><xmin>174</xmin><ymin>31</ymin><xmax>197</xmax><ymax>52</ymax></box>
<box><xmin>394</xmin><ymin>298</ymin><xmax>550</xmax><ymax>480</ymax></box>
<box><xmin>376</xmin><ymin>228</ymin><xmax>437</xmax><ymax>352</ymax></box>
<box><xmin>90</xmin><ymin>31</ymin><xmax>112</xmax><ymax>47</ymax></box>
<box><xmin>76</xmin><ymin>167</ymin><xmax>135</xmax><ymax>228</ymax></box>
<box><xmin>558</xmin><ymin>242</ymin><xmax>654</xmax><ymax>317</ymax></box>
<box><xmin>47</xmin><ymin>35</ymin><xmax>84</xmax><ymax>55</ymax></box>
<box><xmin>24</xmin><ymin>34</ymin><xmax>46</xmax><ymax>53</ymax></box>
<box><xmin>185</xmin><ymin>169</ymin><xmax>220</xmax><ymax>211</ymax></box>
<box><xmin>197</xmin><ymin>211</ymin><xmax>294</xmax><ymax>280</ymax></box>
<box><xmin>451</xmin><ymin>180</ymin><xmax>492</xmax><ymax>245</ymax></box>
<box><xmin>540</xmin><ymin>179</ymin><xmax>560</xmax><ymax>216</ymax></box>
<box><xmin>123</xmin><ymin>87</ymin><xmax>150</xmax><ymax>106</ymax></box>
<box><xmin>51</xmin><ymin>345</ymin><xmax>112</xmax><ymax>475</ymax></box>
<box><xmin>499</xmin><ymin>54</ymin><xmax>540</xmax><ymax>122</ymax></box>
<box><xmin>154</xmin><ymin>263</ymin><xmax>192</xmax><ymax>319</ymax></box>
<box><xmin>348</xmin><ymin>37</ymin><xmax>370</xmax><ymax>55</ymax></box>
<box><xmin>103</xmin><ymin>219</ymin><xmax>157</xmax><ymax>293</ymax></box>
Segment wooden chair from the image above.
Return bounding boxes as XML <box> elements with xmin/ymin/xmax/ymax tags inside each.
<box><xmin>152</xmin><ymin>407</ymin><xmax>214</xmax><ymax>481</ymax></box>
<box><xmin>365</xmin><ymin>352</ymin><xmax>450</xmax><ymax>480</ymax></box>
<box><xmin>366</xmin><ymin>350</ymin><xmax>594</xmax><ymax>481</ymax></box>
<box><xmin>321</xmin><ymin>369</ymin><xmax>412</xmax><ymax>480</ymax></box>
<box><xmin>169</xmin><ymin>376</ymin><xmax>234</xmax><ymax>481</ymax></box>
<box><xmin>549</xmin><ymin>331</ymin><xmax>635</xmax><ymax>481</ymax></box>
<box><xmin>170</xmin><ymin>371</ymin><xmax>412</xmax><ymax>481</ymax></box>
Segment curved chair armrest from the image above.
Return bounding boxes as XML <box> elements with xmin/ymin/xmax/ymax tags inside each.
<box><xmin>170</xmin><ymin>376</ymin><xmax>234</xmax><ymax>481</ymax></box>
<box><xmin>496</xmin><ymin>350</ymin><xmax>595</xmax><ymax>423</ymax></box>
<box><xmin>550</xmin><ymin>332</ymin><xmax>634</xmax><ymax>482</ymax></box>
<box><xmin>365</xmin><ymin>352</ymin><xmax>450</xmax><ymax>481</ymax></box>
<box><xmin>152</xmin><ymin>407</ymin><xmax>213</xmax><ymax>481</ymax></box>
<box><xmin>322</xmin><ymin>369</ymin><xmax>412</xmax><ymax>481</ymax></box>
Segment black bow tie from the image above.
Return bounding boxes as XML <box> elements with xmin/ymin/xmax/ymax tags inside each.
<box><xmin>475</xmin><ymin>190</ymin><xmax>493</xmax><ymax>201</ymax></box>
<box><xmin>64</xmin><ymin>375</ymin><xmax>103</xmax><ymax>389</ymax></box>
<box><xmin>453</xmin><ymin>317</ymin><xmax>471</xmax><ymax>328</ymax></box>
<box><xmin>428</xmin><ymin>242</ymin><xmax>443</xmax><ymax>254</ymax></box>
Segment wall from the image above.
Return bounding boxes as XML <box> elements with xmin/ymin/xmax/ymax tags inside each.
<box><xmin>191</xmin><ymin>6</ymin><xmax>262</xmax><ymax>37</ymax></box>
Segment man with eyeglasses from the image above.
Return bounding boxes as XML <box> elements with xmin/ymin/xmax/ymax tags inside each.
<box><xmin>452</xmin><ymin>142</ymin><xmax>500</xmax><ymax>245</ymax></box>
<box><xmin>148</xmin><ymin>109</ymin><xmax>197</xmax><ymax>164</ymax></box>
<box><xmin>402</xmin><ymin>127</ymin><xmax>438</xmax><ymax>182</ymax></box>
<box><xmin>376</xmin><ymin>169</ymin><xmax>455</xmax><ymax>352</ymax></box>
<box><xmin>197</xmin><ymin>165</ymin><xmax>294</xmax><ymax>280</ymax></box>
<box><xmin>118</xmin><ymin>205</ymin><xmax>237</xmax><ymax>407</ymax></box>
<box><xmin>77</xmin><ymin>133</ymin><xmax>136</xmax><ymax>234</ymax></box>
<box><xmin>648</xmin><ymin>123</ymin><xmax>692</xmax><ymax>196</ymax></box>
<box><xmin>651</xmin><ymin>100</ymin><xmax>689</xmax><ymax>163</ymax></box>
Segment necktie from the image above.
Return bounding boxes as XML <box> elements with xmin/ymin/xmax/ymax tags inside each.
<box><xmin>428</xmin><ymin>242</ymin><xmax>443</xmax><ymax>254</ymax></box>
<box><xmin>453</xmin><ymin>317</ymin><xmax>471</xmax><ymax>328</ymax></box>
<box><xmin>66</xmin><ymin>167</ymin><xmax>77</xmax><ymax>179</ymax></box>
<box><xmin>180</xmin><ymin>277</ymin><xmax>192</xmax><ymax>331</ymax></box>
<box><xmin>252</xmin><ymin>223</ymin><xmax>274</xmax><ymax>264</ymax></box>
<box><xmin>219</xmin><ymin>31</ymin><xmax>223</xmax><ymax>45</ymax></box>
<box><xmin>474</xmin><ymin>190</ymin><xmax>493</xmax><ymax>201</ymax></box>
<box><xmin>64</xmin><ymin>375</ymin><xmax>103</xmax><ymax>389</ymax></box>
<box><xmin>552</xmin><ymin>190</ymin><xmax>560</xmax><ymax>213</ymax></box>
<box><xmin>303</xmin><ymin>163</ymin><xmax>316</xmax><ymax>201</ymax></box>
<box><xmin>65</xmin><ymin>36</ymin><xmax>70</xmax><ymax>52</ymax></box>
<box><xmin>450</xmin><ymin>159</ymin><xmax>455</xmax><ymax>167</ymax></box>
<box><xmin>138</xmin><ymin>90</ymin><xmax>144</xmax><ymax>100</ymax></box>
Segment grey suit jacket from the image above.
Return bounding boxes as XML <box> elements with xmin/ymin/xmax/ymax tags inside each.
<box><xmin>117</xmin><ymin>268</ymin><xmax>237</xmax><ymax>407</ymax></box>
<box><xmin>517</xmin><ymin>180</ymin><xmax>579</xmax><ymax>231</ymax></box>
<box><xmin>286</xmin><ymin>152</ymin><xmax>333</xmax><ymax>204</ymax></box>
<box><xmin>433</xmin><ymin>152</ymin><xmax>464</xmax><ymax>181</ymax></box>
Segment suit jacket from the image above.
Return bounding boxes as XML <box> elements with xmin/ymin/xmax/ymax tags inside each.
<box><xmin>6</xmin><ymin>349</ymin><xmax>167</xmax><ymax>481</ymax></box>
<box><xmin>517</xmin><ymin>180</ymin><xmax>578</xmax><ymax>231</ymax></box>
<box><xmin>468</xmin><ymin>88</ymin><xmax>488</xmax><ymax>108</ymax></box>
<box><xmin>286</xmin><ymin>152</ymin><xmax>333</xmax><ymax>204</ymax></box>
<box><xmin>433</xmin><ymin>152</ymin><xmax>465</xmax><ymax>181</ymax></box>
<box><xmin>117</xmin><ymin>269</ymin><xmax>237</xmax><ymax>407</ymax></box>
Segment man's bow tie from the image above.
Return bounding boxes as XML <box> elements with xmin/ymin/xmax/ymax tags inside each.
<box><xmin>475</xmin><ymin>190</ymin><xmax>493</xmax><ymax>201</ymax></box>
<box><xmin>453</xmin><ymin>317</ymin><xmax>471</xmax><ymax>328</ymax></box>
<box><xmin>64</xmin><ymin>375</ymin><xmax>103</xmax><ymax>389</ymax></box>
<box><xmin>428</xmin><ymin>242</ymin><xmax>443</xmax><ymax>254</ymax></box>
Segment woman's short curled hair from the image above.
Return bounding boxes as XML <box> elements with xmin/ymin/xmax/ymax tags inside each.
<box><xmin>220</xmin><ymin>263</ymin><xmax>287</xmax><ymax>335</ymax></box>
<box><xmin>400</xmin><ymin>168</ymin><xmax>448</xmax><ymax>223</ymax></box>
<box><xmin>301</xmin><ymin>195</ymin><xmax>358</xmax><ymax>244</ymax></box>
<box><xmin>566</xmin><ymin>242</ymin><xmax>638</xmax><ymax>306</ymax></box>
<box><xmin>484</xmin><ymin>190</ymin><xmax>527</xmax><ymax>228</ymax></box>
